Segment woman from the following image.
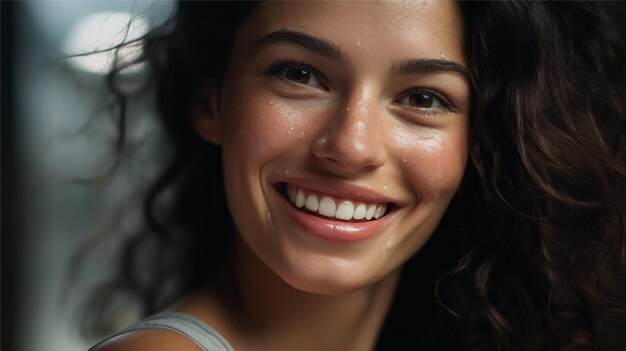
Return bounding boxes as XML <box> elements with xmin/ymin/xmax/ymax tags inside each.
<box><xmin>84</xmin><ymin>1</ymin><xmax>625</xmax><ymax>350</ymax></box>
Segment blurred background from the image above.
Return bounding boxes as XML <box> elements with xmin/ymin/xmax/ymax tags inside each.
<box><xmin>2</xmin><ymin>1</ymin><xmax>176</xmax><ymax>350</ymax></box>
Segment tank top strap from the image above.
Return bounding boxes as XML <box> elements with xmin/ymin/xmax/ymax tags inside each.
<box><xmin>89</xmin><ymin>312</ymin><xmax>234</xmax><ymax>351</ymax></box>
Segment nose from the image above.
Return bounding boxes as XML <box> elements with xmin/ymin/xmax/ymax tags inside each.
<box><xmin>312</xmin><ymin>97</ymin><xmax>386</xmax><ymax>175</ymax></box>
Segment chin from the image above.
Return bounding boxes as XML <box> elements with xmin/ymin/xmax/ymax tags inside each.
<box><xmin>271</xmin><ymin>251</ymin><xmax>390</xmax><ymax>296</ymax></box>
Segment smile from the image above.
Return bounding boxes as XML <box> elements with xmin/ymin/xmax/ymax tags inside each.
<box><xmin>282</xmin><ymin>183</ymin><xmax>390</xmax><ymax>222</ymax></box>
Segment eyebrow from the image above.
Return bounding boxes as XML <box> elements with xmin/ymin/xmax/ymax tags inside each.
<box><xmin>255</xmin><ymin>30</ymin><xmax>469</xmax><ymax>80</ymax></box>
<box><xmin>391</xmin><ymin>59</ymin><xmax>469</xmax><ymax>81</ymax></box>
<box><xmin>255</xmin><ymin>29</ymin><xmax>346</xmax><ymax>63</ymax></box>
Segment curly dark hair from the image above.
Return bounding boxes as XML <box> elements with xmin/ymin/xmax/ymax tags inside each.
<box><xmin>77</xmin><ymin>2</ymin><xmax>625</xmax><ymax>350</ymax></box>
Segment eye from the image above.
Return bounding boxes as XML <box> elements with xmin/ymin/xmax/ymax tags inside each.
<box><xmin>280</xmin><ymin>66</ymin><xmax>323</xmax><ymax>88</ymax></box>
<box><xmin>264</xmin><ymin>59</ymin><xmax>326</xmax><ymax>90</ymax></box>
<box><xmin>400</xmin><ymin>92</ymin><xmax>441</xmax><ymax>108</ymax></box>
<box><xmin>397</xmin><ymin>90</ymin><xmax>448</xmax><ymax>110</ymax></box>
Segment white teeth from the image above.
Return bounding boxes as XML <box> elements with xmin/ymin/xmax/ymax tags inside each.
<box><xmin>285</xmin><ymin>185</ymin><xmax>388</xmax><ymax>221</ymax></box>
<box><xmin>289</xmin><ymin>189</ymin><xmax>296</xmax><ymax>203</ymax></box>
<box><xmin>365</xmin><ymin>205</ymin><xmax>376</xmax><ymax>220</ymax></box>
<box><xmin>305</xmin><ymin>194</ymin><xmax>319</xmax><ymax>211</ymax></box>
<box><xmin>353</xmin><ymin>204</ymin><xmax>366</xmax><ymax>219</ymax></box>
<box><xmin>335</xmin><ymin>201</ymin><xmax>354</xmax><ymax>220</ymax></box>
<box><xmin>296</xmin><ymin>190</ymin><xmax>306</xmax><ymax>208</ymax></box>
<box><xmin>318</xmin><ymin>196</ymin><xmax>336</xmax><ymax>217</ymax></box>
<box><xmin>373</xmin><ymin>206</ymin><xmax>383</xmax><ymax>219</ymax></box>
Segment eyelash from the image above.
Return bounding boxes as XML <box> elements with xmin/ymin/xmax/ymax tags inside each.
<box><xmin>396</xmin><ymin>87</ymin><xmax>458</xmax><ymax>113</ymax></box>
<box><xmin>263</xmin><ymin>58</ymin><xmax>328</xmax><ymax>89</ymax></box>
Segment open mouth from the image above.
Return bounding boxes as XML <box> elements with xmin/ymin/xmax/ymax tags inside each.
<box><xmin>279</xmin><ymin>183</ymin><xmax>392</xmax><ymax>222</ymax></box>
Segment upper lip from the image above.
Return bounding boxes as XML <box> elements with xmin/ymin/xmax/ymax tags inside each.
<box><xmin>272</xmin><ymin>177</ymin><xmax>401</xmax><ymax>207</ymax></box>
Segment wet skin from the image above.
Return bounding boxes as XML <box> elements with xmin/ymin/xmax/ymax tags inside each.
<box><xmin>200</xmin><ymin>0</ymin><xmax>470</xmax><ymax>296</ymax></box>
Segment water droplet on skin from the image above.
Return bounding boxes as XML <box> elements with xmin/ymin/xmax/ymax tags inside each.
<box><xmin>268</xmin><ymin>100</ymin><xmax>277</xmax><ymax>106</ymax></box>
<box><xmin>385</xmin><ymin>239</ymin><xmax>392</xmax><ymax>252</ymax></box>
<box><xmin>355</xmin><ymin>121</ymin><xmax>365</xmax><ymax>132</ymax></box>
<box><xmin>383</xmin><ymin>185</ymin><xmax>389</xmax><ymax>192</ymax></box>
<box><xmin>433</xmin><ymin>193</ymin><xmax>441</xmax><ymax>201</ymax></box>
<box><xmin>267</xmin><ymin>210</ymin><xmax>272</xmax><ymax>219</ymax></box>
<box><xmin>356</xmin><ymin>40</ymin><xmax>361</xmax><ymax>47</ymax></box>
<box><xmin>301</xmin><ymin>20</ymin><xmax>309</xmax><ymax>27</ymax></box>
<box><xmin>284</xmin><ymin>168</ymin><xmax>290</xmax><ymax>176</ymax></box>
<box><xmin>298</xmin><ymin>131</ymin><xmax>305</xmax><ymax>139</ymax></box>
<box><xmin>345</xmin><ymin>107</ymin><xmax>350</xmax><ymax>112</ymax></box>
<box><xmin>402</xmin><ymin>151</ymin><xmax>408</xmax><ymax>163</ymax></box>
<box><xmin>287</xmin><ymin>126</ymin><xmax>294</xmax><ymax>135</ymax></box>
<box><xmin>428</xmin><ymin>177</ymin><xmax>435</xmax><ymax>186</ymax></box>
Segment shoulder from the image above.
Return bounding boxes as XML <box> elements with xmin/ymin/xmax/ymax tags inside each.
<box><xmin>90</xmin><ymin>328</ymin><xmax>202</xmax><ymax>351</ymax></box>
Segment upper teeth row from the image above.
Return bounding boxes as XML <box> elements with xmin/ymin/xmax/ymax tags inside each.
<box><xmin>287</xmin><ymin>187</ymin><xmax>387</xmax><ymax>221</ymax></box>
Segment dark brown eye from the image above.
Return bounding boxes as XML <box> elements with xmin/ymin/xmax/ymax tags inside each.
<box><xmin>408</xmin><ymin>93</ymin><xmax>434</xmax><ymax>108</ymax></box>
<box><xmin>278</xmin><ymin>66</ymin><xmax>323</xmax><ymax>88</ymax></box>
<box><xmin>284</xmin><ymin>67</ymin><xmax>312</xmax><ymax>84</ymax></box>
<box><xmin>397</xmin><ymin>90</ymin><xmax>447</xmax><ymax>110</ymax></box>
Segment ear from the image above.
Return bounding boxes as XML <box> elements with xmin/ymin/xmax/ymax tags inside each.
<box><xmin>192</xmin><ymin>83</ymin><xmax>222</xmax><ymax>145</ymax></box>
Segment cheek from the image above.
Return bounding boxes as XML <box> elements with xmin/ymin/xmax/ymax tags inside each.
<box><xmin>222</xmin><ymin>93</ymin><xmax>313</xmax><ymax>163</ymax></box>
<box><xmin>398</xmin><ymin>129</ymin><xmax>467</xmax><ymax>201</ymax></box>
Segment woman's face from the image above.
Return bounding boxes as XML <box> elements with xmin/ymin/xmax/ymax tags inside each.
<box><xmin>199</xmin><ymin>1</ymin><xmax>470</xmax><ymax>294</ymax></box>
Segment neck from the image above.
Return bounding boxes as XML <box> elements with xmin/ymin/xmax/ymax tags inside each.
<box><xmin>215</xmin><ymin>238</ymin><xmax>401</xmax><ymax>351</ymax></box>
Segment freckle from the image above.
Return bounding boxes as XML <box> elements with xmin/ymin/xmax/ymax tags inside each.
<box><xmin>298</xmin><ymin>131</ymin><xmax>305</xmax><ymax>139</ymax></box>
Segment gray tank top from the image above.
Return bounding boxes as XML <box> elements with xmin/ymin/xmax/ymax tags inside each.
<box><xmin>88</xmin><ymin>312</ymin><xmax>234</xmax><ymax>351</ymax></box>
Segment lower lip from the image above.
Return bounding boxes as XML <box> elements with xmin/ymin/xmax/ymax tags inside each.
<box><xmin>275</xmin><ymin>189</ymin><xmax>395</xmax><ymax>243</ymax></box>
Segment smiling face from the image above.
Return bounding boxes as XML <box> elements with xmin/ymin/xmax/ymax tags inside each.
<box><xmin>196</xmin><ymin>1</ymin><xmax>470</xmax><ymax>294</ymax></box>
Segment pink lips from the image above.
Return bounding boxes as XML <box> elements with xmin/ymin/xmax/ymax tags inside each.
<box><xmin>275</xmin><ymin>181</ymin><xmax>397</xmax><ymax>243</ymax></box>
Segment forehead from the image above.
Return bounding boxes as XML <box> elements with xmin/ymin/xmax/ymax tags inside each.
<box><xmin>236</xmin><ymin>1</ymin><xmax>465</xmax><ymax>65</ymax></box>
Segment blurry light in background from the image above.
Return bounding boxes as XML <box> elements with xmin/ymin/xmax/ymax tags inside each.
<box><xmin>64</xmin><ymin>11</ymin><xmax>149</xmax><ymax>75</ymax></box>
